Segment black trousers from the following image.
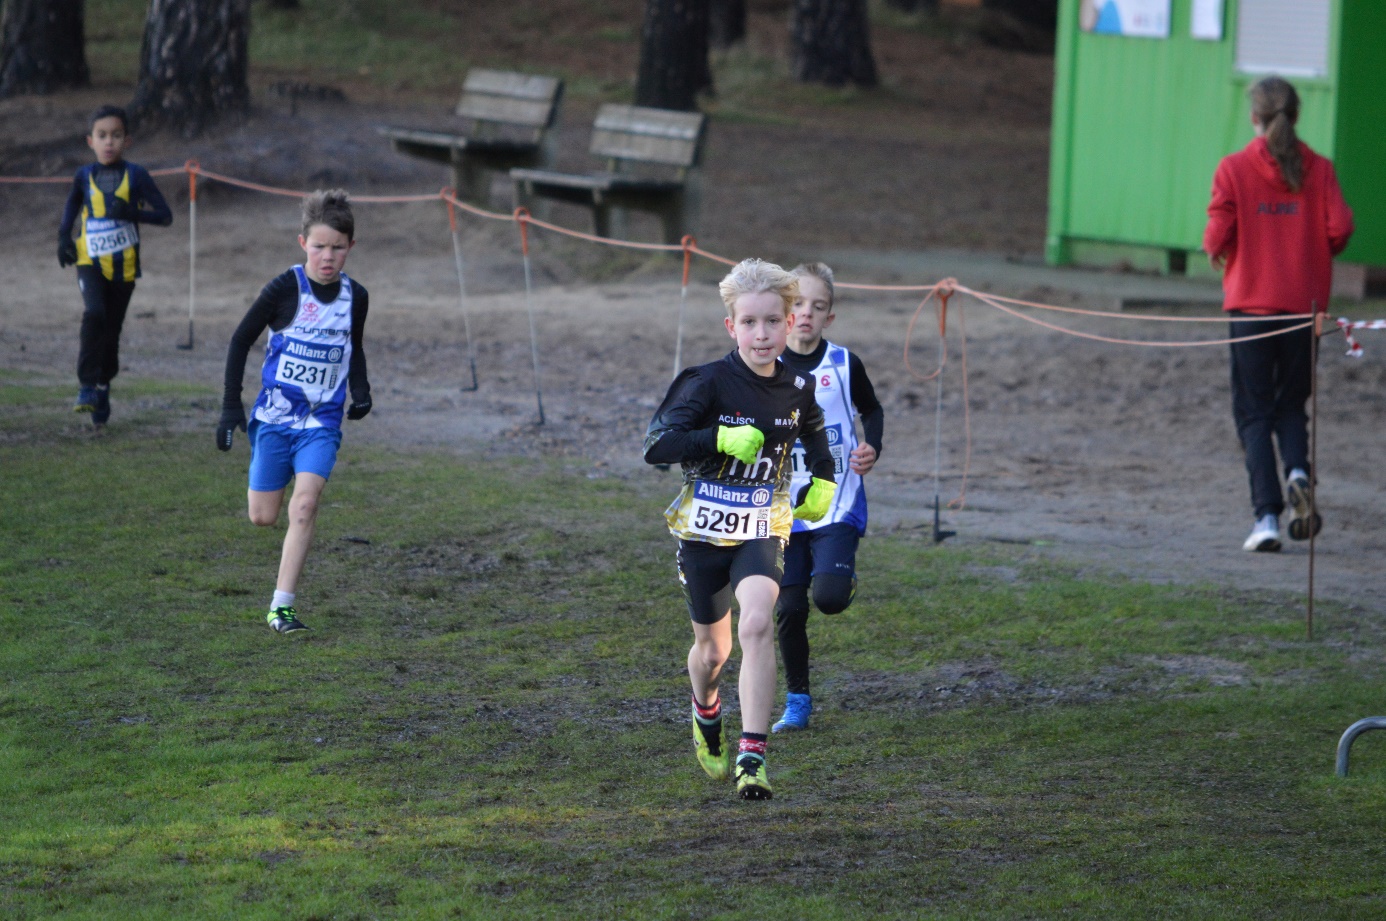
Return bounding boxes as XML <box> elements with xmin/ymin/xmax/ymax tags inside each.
<box><xmin>1228</xmin><ymin>314</ymin><xmax>1313</xmax><ymax>519</ymax></box>
<box><xmin>76</xmin><ymin>265</ymin><xmax>136</xmax><ymax>386</ymax></box>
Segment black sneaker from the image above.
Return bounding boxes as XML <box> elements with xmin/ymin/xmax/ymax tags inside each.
<box><xmin>1287</xmin><ymin>477</ymin><xmax>1322</xmax><ymax>541</ymax></box>
<box><xmin>92</xmin><ymin>386</ymin><xmax>111</xmax><ymax>425</ymax></box>
<box><xmin>267</xmin><ymin>606</ymin><xmax>309</xmax><ymax>634</ymax></box>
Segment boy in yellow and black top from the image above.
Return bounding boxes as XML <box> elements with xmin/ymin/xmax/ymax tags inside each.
<box><xmin>645</xmin><ymin>258</ymin><xmax>837</xmax><ymax>800</ymax></box>
<box><xmin>58</xmin><ymin>105</ymin><xmax>173</xmax><ymax>426</ymax></box>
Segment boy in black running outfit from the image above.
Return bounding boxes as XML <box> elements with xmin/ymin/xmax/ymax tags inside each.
<box><xmin>58</xmin><ymin>105</ymin><xmax>173</xmax><ymax>428</ymax></box>
<box><xmin>644</xmin><ymin>258</ymin><xmax>837</xmax><ymax>800</ymax></box>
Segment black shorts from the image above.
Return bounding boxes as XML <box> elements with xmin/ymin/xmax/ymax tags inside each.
<box><xmin>677</xmin><ymin>537</ymin><xmax>784</xmax><ymax>625</ymax></box>
<box><xmin>782</xmin><ymin>521</ymin><xmax>860</xmax><ymax>588</ymax></box>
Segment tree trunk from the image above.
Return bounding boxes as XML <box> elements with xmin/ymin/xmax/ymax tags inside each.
<box><xmin>635</xmin><ymin>0</ymin><xmax>712</xmax><ymax>111</ymax></box>
<box><xmin>0</xmin><ymin>0</ymin><xmax>89</xmax><ymax>98</ymax></box>
<box><xmin>129</xmin><ymin>0</ymin><xmax>251</xmax><ymax>137</ymax></box>
<box><xmin>790</xmin><ymin>0</ymin><xmax>878</xmax><ymax>88</ymax></box>
<box><xmin>709</xmin><ymin>0</ymin><xmax>746</xmax><ymax>50</ymax></box>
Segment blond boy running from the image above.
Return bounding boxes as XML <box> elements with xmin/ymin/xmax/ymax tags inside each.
<box><xmin>644</xmin><ymin>258</ymin><xmax>837</xmax><ymax>799</ymax></box>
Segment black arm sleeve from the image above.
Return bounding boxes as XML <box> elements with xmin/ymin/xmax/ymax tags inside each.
<box><xmin>849</xmin><ymin>353</ymin><xmax>884</xmax><ymax>456</ymax></box>
<box><xmin>348</xmin><ymin>285</ymin><xmax>370</xmax><ymax>403</ymax></box>
<box><xmin>643</xmin><ymin>368</ymin><xmax>720</xmax><ymax>465</ymax></box>
<box><xmin>799</xmin><ymin>398</ymin><xmax>836</xmax><ymax>483</ymax></box>
<box><xmin>130</xmin><ymin>167</ymin><xmax>173</xmax><ymax>227</ymax></box>
<box><xmin>58</xmin><ymin>173</ymin><xmax>84</xmax><ymax>240</ymax></box>
<box><xmin>221</xmin><ymin>274</ymin><xmax>296</xmax><ymax>414</ymax></box>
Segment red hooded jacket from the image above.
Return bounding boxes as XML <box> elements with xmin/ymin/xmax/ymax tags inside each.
<box><xmin>1203</xmin><ymin>137</ymin><xmax>1354</xmax><ymax>315</ymax></box>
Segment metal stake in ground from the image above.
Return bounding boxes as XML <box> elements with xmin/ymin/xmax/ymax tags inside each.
<box><xmin>672</xmin><ymin>236</ymin><xmax>695</xmax><ymax>380</ymax></box>
<box><xmin>178</xmin><ymin>162</ymin><xmax>198</xmax><ymax>350</ymax></box>
<box><xmin>447</xmin><ymin>196</ymin><xmax>479</xmax><ymax>391</ymax></box>
<box><xmin>932</xmin><ymin>287</ymin><xmax>955</xmax><ymax>543</ymax></box>
<box><xmin>515</xmin><ymin>208</ymin><xmax>545</xmax><ymax>425</ymax></box>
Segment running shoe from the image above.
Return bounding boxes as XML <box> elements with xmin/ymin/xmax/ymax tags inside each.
<box><xmin>267</xmin><ymin>606</ymin><xmax>309</xmax><ymax>634</ymax></box>
<box><xmin>91</xmin><ymin>387</ymin><xmax>111</xmax><ymax>425</ymax></box>
<box><xmin>1286</xmin><ymin>476</ymin><xmax>1322</xmax><ymax>541</ymax></box>
<box><xmin>735</xmin><ymin>754</ymin><xmax>773</xmax><ymax>800</ymax></box>
<box><xmin>771</xmin><ymin>692</ymin><xmax>812</xmax><ymax>733</ymax></box>
<box><xmin>73</xmin><ymin>386</ymin><xmax>98</xmax><ymax>414</ymax></box>
<box><xmin>1242</xmin><ymin>515</ymin><xmax>1281</xmax><ymax>553</ymax></box>
<box><xmin>692</xmin><ymin>703</ymin><xmax>731</xmax><ymax>781</ymax></box>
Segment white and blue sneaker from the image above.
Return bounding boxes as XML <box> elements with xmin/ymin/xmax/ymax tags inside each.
<box><xmin>1242</xmin><ymin>514</ymin><xmax>1281</xmax><ymax>553</ymax></box>
<box><xmin>772</xmin><ymin>692</ymin><xmax>812</xmax><ymax>733</ymax></box>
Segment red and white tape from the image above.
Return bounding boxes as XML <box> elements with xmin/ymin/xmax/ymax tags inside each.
<box><xmin>1337</xmin><ymin>317</ymin><xmax>1386</xmax><ymax>357</ymax></box>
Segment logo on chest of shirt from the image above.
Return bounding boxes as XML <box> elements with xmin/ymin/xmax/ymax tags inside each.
<box><xmin>774</xmin><ymin>409</ymin><xmax>801</xmax><ymax>428</ymax></box>
<box><xmin>719</xmin><ymin>413</ymin><xmax>755</xmax><ymax>426</ymax></box>
<box><xmin>1257</xmin><ymin>202</ymin><xmax>1299</xmax><ymax>216</ymax></box>
<box><xmin>820</xmin><ymin>374</ymin><xmax>834</xmax><ymax>389</ymax></box>
<box><xmin>302</xmin><ymin>300</ymin><xmax>321</xmax><ymax>321</ymax></box>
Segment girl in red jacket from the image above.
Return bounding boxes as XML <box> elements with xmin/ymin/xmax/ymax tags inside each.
<box><xmin>1203</xmin><ymin>76</ymin><xmax>1353</xmax><ymax>552</ymax></box>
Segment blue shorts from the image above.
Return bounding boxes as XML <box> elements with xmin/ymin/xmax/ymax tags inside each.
<box><xmin>782</xmin><ymin>521</ymin><xmax>859</xmax><ymax>589</ymax></box>
<box><xmin>247</xmin><ymin>420</ymin><xmax>343</xmax><ymax>492</ymax></box>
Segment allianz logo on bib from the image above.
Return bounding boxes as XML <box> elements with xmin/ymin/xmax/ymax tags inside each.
<box><xmin>695</xmin><ymin>482</ymin><xmax>769</xmax><ymax>506</ymax></box>
<box><xmin>284</xmin><ymin>339</ymin><xmax>342</xmax><ymax>362</ymax></box>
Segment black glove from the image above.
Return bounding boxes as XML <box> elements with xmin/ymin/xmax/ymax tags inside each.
<box><xmin>106</xmin><ymin>198</ymin><xmax>137</xmax><ymax>222</ymax></box>
<box><xmin>217</xmin><ymin>405</ymin><xmax>247</xmax><ymax>451</ymax></box>
<box><xmin>346</xmin><ymin>397</ymin><xmax>372</xmax><ymax>421</ymax></box>
<box><xmin>58</xmin><ymin>236</ymin><xmax>78</xmax><ymax>268</ymax></box>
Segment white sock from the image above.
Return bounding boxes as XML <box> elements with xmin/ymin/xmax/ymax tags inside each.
<box><xmin>271</xmin><ymin>590</ymin><xmax>295</xmax><ymax>611</ymax></box>
<box><xmin>1288</xmin><ymin>468</ymin><xmax>1308</xmax><ymax>483</ymax></box>
<box><xmin>1256</xmin><ymin>514</ymin><xmax>1278</xmax><ymax>530</ymax></box>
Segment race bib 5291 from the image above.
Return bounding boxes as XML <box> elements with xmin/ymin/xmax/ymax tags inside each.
<box><xmin>687</xmin><ymin>480</ymin><xmax>772</xmax><ymax>541</ymax></box>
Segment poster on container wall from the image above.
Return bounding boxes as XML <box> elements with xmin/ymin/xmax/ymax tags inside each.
<box><xmin>1080</xmin><ymin>0</ymin><xmax>1171</xmax><ymax>38</ymax></box>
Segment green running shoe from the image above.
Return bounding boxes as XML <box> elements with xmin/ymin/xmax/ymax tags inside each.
<box><xmin>267</xmin><ymin>606</ymin><xmax>309</xmax><ymax>634</ymax></box>
<box><xmin>692</xmin><ymin>704</ymin><xmax>731</xmax><ymax>781</ymax></box>
<box><xmin>735</xmin><ymin>754</ymin><xmax>773</xmax><ymax>800</ymax></box>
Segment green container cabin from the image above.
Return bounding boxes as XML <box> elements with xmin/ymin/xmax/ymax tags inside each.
<box><xmin>1047</xmin><ymin>0</ymin><xmax>1386</xmax><ymax>282</ymax></box>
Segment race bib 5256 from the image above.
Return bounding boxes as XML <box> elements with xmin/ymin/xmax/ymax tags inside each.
<box><xmin>84</xmin><ymin>218</ymin><xmax>138</xmax><ymax>258</ymax></box>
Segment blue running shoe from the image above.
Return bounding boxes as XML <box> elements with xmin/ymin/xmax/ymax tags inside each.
<box><xmin>772</xmin><ymin>692</ymin><xmax>812</xmax><ymax>733</ymax></box>
<box><xmin>92</xmin><ymin>386</ymin><xmax>111</xmax><ymax>425</ymax></box>
<box><xmin>73</xmin><ymin>386</ymin><xmax>99</xmax><ymax>414</ymax></box>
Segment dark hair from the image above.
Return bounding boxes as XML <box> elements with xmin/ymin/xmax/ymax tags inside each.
<box><xmin>1249</xmin><ymin>76</ymin><xmax>1303</xmax><ymax>192</ymax></box>
<box><xmin>301</xmin><ymin>189</ymin><xmax>354</xmax><ymax>241</ymax></box>
<box><xmin>88</xmin><ymin>104</ymin><xmax>129</xmax><ymax>134</ymax></box>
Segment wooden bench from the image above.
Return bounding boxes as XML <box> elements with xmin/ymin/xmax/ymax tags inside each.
<box><xmin>378</xmin><ymin>69</ymin><xmax>564</xmax><ymax>205</ymax></box>
<box><xmin>510</xmin><ymin>104</ymin><xmax>707</xmax><ymax>245</ymax></box>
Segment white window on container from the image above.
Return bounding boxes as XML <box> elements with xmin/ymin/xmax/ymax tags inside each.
<box><xmin>1235</xmin><ymin>0</ymin><xmax>1331</xmax><ymax>77</ymax></box>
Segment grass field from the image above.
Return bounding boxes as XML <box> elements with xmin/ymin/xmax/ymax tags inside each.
<box><xmin>4</xmin><ymin>375</ymin><xmax>1386</xmax><ymax>919</ymax></box>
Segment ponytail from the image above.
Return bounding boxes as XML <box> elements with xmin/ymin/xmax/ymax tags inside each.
<box><xmin>1249</xmin><ymin>76</ymin><xmax>1303</xmax><ymax>192</ymax></box>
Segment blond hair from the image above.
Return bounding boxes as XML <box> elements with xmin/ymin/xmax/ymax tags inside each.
<box><xmin>301</xmin><ymin>189</ymin><xmax>354</xmax><ymax>240</ymax></box>
<box><xmin>1249</xmin><ymin>76</ymin><xmax>1303</xmax><ymax>193</ymax></box>
<box><xmin>718</xmin><ymin>258</ymin><xmax>798</xmax><ymax>318</ymax></box>
<box><xmin>791</xmin><ymin>262</ymin><xmax>835</xmax><ymax>308</ymax></box>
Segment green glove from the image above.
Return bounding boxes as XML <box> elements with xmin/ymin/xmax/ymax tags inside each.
<box><xmin>716</xmin><ymin>424</ymin><xmax>765</xmax><ymax>465</ymax></box>
<box><xmin>793</xmin><ymin>477</ymin><xmax>837</xmax><ymax>522</ymax></box>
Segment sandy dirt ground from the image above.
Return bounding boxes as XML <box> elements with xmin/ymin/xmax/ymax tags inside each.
<box><xmin>2</xmin><ymin>86</ymin><xmax>1383</xmax><ymax>623</ymax></box>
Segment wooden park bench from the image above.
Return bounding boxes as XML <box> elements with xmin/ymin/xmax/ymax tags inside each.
<box><xmin>378</xmin><ymin>69</ymin><xmax>564</xmax><ymax>205</ymax></box>
<box><xmin>510</xmin><ymin>104</ymin><xmax>707</xmax><ymax>245</ymax></box>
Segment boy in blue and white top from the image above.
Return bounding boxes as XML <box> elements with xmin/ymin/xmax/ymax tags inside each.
<box><xmin>773</xmin><ymin>263</ymin><xmax>884</xmax><ymax>732</ymax></box>
<box><xmin>217</xmin><ymin>190</ymin><xmax>373</xmax><ymax>635</ymax></box>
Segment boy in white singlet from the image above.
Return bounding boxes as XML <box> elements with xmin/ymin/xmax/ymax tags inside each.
<box><xmin>217</xmin><ymin>190</ymin><xmax>373</xmax><ymax>635</ymax></box>
<box><xmin>772</xmin><ymin>263</ymin><xmax>884</xmax><ymax>733</ymax></box>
